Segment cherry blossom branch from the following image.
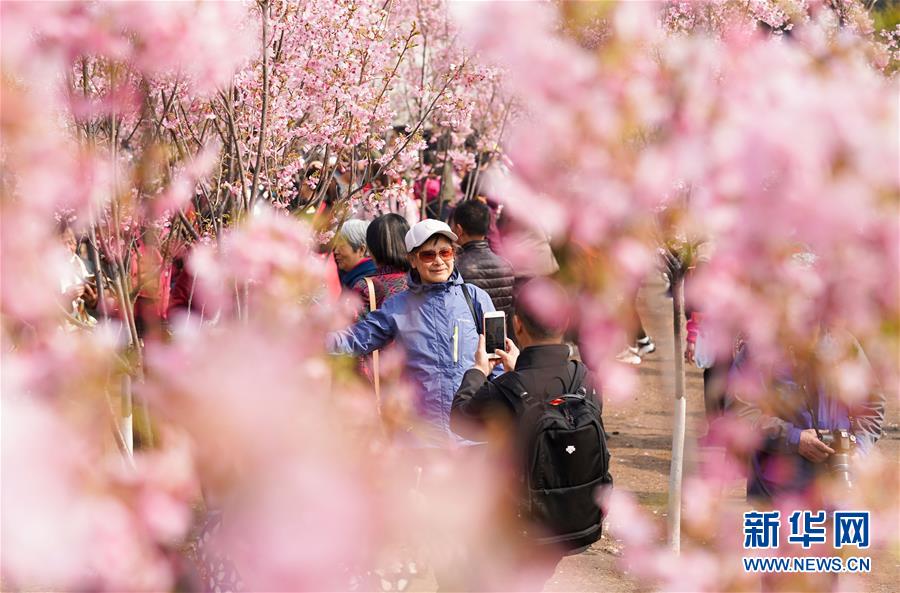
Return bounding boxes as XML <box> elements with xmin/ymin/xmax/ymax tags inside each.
<box><xmin>176</xmin><ymin>101</ymin><xmax>203</xmax><ymax>149</ymax></box>
<box><xmin>104</xmin><ymin>67</ymin><xmax>142</xmax><ymax>365</ymax></box>
<box><xmin>88</xmin><ymin>221</ymin><xmax>109</xmax><ymax>319</ymax></box>
<box><xmin>311</xmin><ymin>144</ymin><xmax>333</xmax><ymax>206</ymax></box>
<box><xmin>151</xmin><ymin>81</ymin><xmax>180</xmax><ymax>140</ymax></box>
<box><xmin>345</xmin><ymin>58</ymin><xmax>469</xmax><ymax>203</ymax></box>
<box><xmin>369</xmin><ymin>23</ymin><xmax>418</xmax><ymax>115</ymax></box>
<box><xmin>248</xmin><ymin>0</ymin><xmax>271</xmax><ymax>213</ymax></box>
<box><xmin>493</xmin><ymin>97</ymin><xmax>513</xmax><ymax>152</ymax></box>
<box><xmin>104</xmin><ymin>384</ymin><xmax>137</xmax><ymax>468</ymax></box>
<box><xmin>210</xmin><ymin>115</ymin><xmax>235</xmax><ymax>228</ymax></box>
<box><xmin>177</xmin><ymin>210</ymin><xmax>200</xmax><ymax>242</ymax></box>
<box><xmin>219</xmin><ymin>89</ymin><xmax>249</xmax><ymax>213</ymax></box>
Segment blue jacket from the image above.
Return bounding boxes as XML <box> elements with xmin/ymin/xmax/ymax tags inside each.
<box><xmin>328</xmin><ymin>269</ymin><xmax>502</xmax><ymax>447</ymax></box>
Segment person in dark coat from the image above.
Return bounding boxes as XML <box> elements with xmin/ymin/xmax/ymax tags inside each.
<box><xmin>450</xmin><ymin>278</ymin><xmax>603</xmax><ymax>590</ymax></box>
<box><xmin>451</xmin><ymin>200</ymin><xmax>516</xmax><ymax>337</ymax></box>
<box><xmin>459</xmin><ymin>168</ymin><xmax>503</xmax><ymax>250</ymax></box>
<box><xmin>450</xmin><ymin>278</ymin><xmax>600</xmax><ymax>442</ymax></box>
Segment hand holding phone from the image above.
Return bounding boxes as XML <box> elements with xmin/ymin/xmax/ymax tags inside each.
<box><xmin>493</xmin><ymin>338</ymin><xmax>519</xmax><ymax>371</ymax></box>
<box><xmin>483</xmin><ymin>311</ymin><xmax>507</xmax><ymax>360</ymax></box>
<box><xmin>472</xmin><ymin>335</ymin><xmax>495</xmax><ymax>376</ymax></box>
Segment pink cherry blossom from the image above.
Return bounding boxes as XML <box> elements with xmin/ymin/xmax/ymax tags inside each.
<box><xmin>3</xmin><ymin>1</ymin><xmax>898</xmax><ymax>591</ymax></box>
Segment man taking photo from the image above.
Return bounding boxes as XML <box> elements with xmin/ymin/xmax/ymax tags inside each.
<box><xmin>451</xmin><ymin>279</ymin><xmax>612</xmax><ymax>589</ymax></box>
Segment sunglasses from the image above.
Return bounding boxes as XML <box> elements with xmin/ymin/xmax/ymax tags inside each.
<box><xmin>417</xmin><ymin>247</ymin><xmax>455</xmax><ymax>264</ymax></box>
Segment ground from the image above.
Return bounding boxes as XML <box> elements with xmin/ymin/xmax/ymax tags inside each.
<box><xmin>411</xmin><ymin>278</ymin><xmax>900</xmax><ymax>592</ymax></box>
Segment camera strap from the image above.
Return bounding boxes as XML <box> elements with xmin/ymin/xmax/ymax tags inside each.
<box><xmin>803</xmin><ymin>397</ymin><xmax>824</xmax><ymax>441</ymax></box>
<box><xmin>799</xmin><ymin>373</ymin><xmax>824</xmax><ymax>441</ymax></box>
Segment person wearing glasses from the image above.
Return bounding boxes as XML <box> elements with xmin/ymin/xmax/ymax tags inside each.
<box><xmin>328</xmin><ymin>219</ymin><xmax>502</xmax><ymax>448</ymax></box>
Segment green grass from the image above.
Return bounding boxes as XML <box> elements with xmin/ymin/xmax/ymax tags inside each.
<box><xmin>873</xmin><ymin>4</ymin><xmax>900</xmax><ymax>31</ymax></box>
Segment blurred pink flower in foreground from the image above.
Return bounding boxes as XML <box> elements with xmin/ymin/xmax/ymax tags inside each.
<box><xmin>459</xmin><ymin>0</ymin><xmax>898</xmax><ymax>399</ymax></box>
<box><xmin>2</xmin><ymin>346</ymin><xmax>198</xmax><ymax>591</ymax></box>
<box><xmin>2</xmin><ymin>1</ymin><xmax>898</xmax><ymax>591</ymax></box>
<box><xmin>2</xmin><ymin>1</ymin><xmax>256</xmax><ymax>95</ymax></box>
<box><xmin>147</xmin><ymin>213</ymin><xmax>537</xmax><ymax>590</ymax></box>
<box><xmin>457</xmin><ymin>2</ymin><xmax>898</xmax><ymax>591</ymax></box>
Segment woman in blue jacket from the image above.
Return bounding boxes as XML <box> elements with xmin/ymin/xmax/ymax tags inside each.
<box><xmin>328</xmin><ymin>219</ymin><xmax>501</xmax><ymax>447</ymax></box>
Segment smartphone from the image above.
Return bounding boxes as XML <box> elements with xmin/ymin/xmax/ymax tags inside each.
<box><xmin>483</xmin><ymin>311</ymin><xmax>507</xmax><ymax>360</ymax></box>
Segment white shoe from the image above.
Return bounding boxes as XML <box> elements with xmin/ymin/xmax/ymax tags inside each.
<box><xmin>636</xmin><ymin>337</ymin><xmax>656</xmax><ymax>356</ymax></box>
<box><xmin>616</xmin><ymin>346</ymin><xmax>642</xmax><ymax>365</ymax></box>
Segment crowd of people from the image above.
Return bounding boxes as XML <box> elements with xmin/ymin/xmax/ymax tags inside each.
<box><xmin>55</xmin><ymin>152</ymin><xmax>887</xmax><ymax>592</ymax></box>
<box><xmin>326</xmin><ymin>214</ymin><xmax>611</xmax><ymax>590</ymax></box>
<box><xmin>322</xmin><ymin>209</ymin><xmax>885</xmax><ymax>590</ymax></box>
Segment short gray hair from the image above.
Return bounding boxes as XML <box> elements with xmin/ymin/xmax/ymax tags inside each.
<box><xmin>338</xmin><ymin>219</ymin><xmax>370</xmax><ymax>251</ymax></box>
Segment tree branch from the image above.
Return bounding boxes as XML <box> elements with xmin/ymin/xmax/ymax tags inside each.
<box><xmin>248</xmin><ymin>1</ymin><xmax>271</xmax><ymax>213</ymax></box>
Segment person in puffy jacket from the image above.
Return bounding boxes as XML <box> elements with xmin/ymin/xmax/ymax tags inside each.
<box><xmin>450</xmin><ymin>200</ymin><xmax>515</xmax><ymax>319</ymax></box>
<box><xmin>328</xmin><ymin>219</ymin><xmax>502</xmax><ymax>447</ymax></box>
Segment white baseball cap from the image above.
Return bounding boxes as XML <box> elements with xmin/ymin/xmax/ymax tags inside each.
<box><xmin>404</xmin><ymin>219</ymin><xmax>458</xmax><ymax>252</ymax></box>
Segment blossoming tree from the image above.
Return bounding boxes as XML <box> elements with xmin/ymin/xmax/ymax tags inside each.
<box><xmin>2</xmin><ymin>0</ymin><xmax>897</xmax><ymax>591</ymax></box>
<box><xmin>457</xmin><ymin>0</ymin><xmax>898</xmax><ymax>588</ymax></box>
<box><xmin>1</xmin><ymin>1</ymin><xmax>516</xmax><ymax>590</ymax></box>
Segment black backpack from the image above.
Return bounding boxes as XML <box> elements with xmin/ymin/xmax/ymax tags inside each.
<box><xmin>494</xmin><ymin>361</ymin><xmax>613</xmax><ymax>550</ymax></box>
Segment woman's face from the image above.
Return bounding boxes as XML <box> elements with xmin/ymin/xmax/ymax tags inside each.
<box><xmin>332</xmin><ymin>239</ymin><xmax>366</xmax><ymax>272</ymax></box>
<box><xmin>410</xmin><ymin>236</ymin><xmax>454</xmax><ymax>284</ymax></box>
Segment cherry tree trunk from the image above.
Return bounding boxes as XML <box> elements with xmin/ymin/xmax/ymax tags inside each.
<box><xmin>668</xmin><ymin>274</ymin><xmax>687</xmax><ymax>552</ymax></box>
<box><xmin>121</xmin><ymin>374</ymin><xmax>134</xmax><ymax>457</ymax></box>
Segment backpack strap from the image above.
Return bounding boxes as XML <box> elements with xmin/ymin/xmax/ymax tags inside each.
<box><xmin>567</xmin><ymin>360</ymin><xmax>588</xmax><ymax>396</ymax></box>
<box><xmin>461</xmin><ymin>283</ymin><xmax>483</xmax><ymax>335</ymax></box>
<box><xmin>495</xmin><ymin>362</ymin><xmax>588</xmax><ymax>411</ymax></box>
<box><xmin>364</xmin><ymin>277</ymin><xmax>381</xmax><ymax>410</ymax></box>
<box><xmin>492</xmin><ymin>371</ymin><xmax>536</xmax><ymax>413</ymax></box>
